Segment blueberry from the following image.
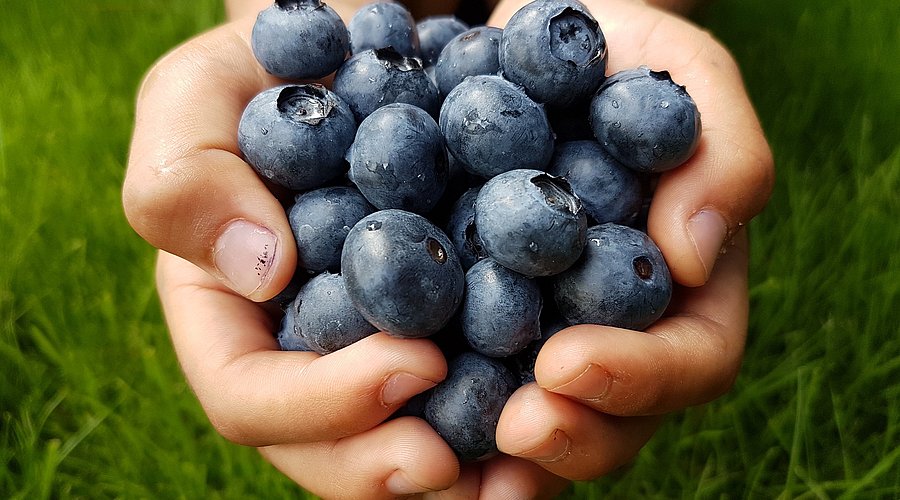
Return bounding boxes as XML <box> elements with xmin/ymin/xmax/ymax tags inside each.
<box><xmin>590</xmin><ymin>66</ymin><xmax>702</xmax><ymax>173</ymax></box>
<box><xmin>434</xmin><ymin>26</ymin><xmax>503</xmax><ymax>97</ymax></box>
<box><xmin>332</xmin><ymin>47</ymin><xmax>441</xmax><ymax>121</ymax></box>
<box><xmin>439</xmin><ymin>75</ymin><xmax>554</xmax><ymax>178</ymax></box>
<box><xmin>509</xmin><ymin>316</ymin><xmax>568</xmax><ymax>385</ymax></box>
<box><xmin>286</xmin><ymin>272</ymin><xmax>378</xmax><ymax>354</ymax></box>
<box><xmin>251</xmin><ymin>0</ymin><xmax>349</xmax><ymax>80</ymax></box>
<box><xmin>238</xmin><ymin>84</ymin><xmax>356</xmax><ymax>191</ymax></box>
<box><xmin>347</xmin><ymin>1</ymin><xmax>419</xmax><ymax>57</ymax></box>
<box><xmin>552</xmin><ymin>223</ymin><xmax>672</xmax><ymax>330</ymax></box>
<box><xmin>500</xmin><ymin>0</ymin><xmax>607</xmax><ymax>108</ymax></box>
<box><xmin>444</xmin><ymin>186</ymin><xmax>487</xmax><ymax>270</ymax></box>
<box><xmin>460</xmin><ymin>259</ymin><xmax>542</xmax><ymax>357</ymax></box>
<box><xmin>276</xmin><ymin>307</ymin><xmax>314</xmax><ymax>352</ymax></box>
<box><xmin>475</xmin><ymin>169</ymin><xmax>587</xmax><ymax>277</ymax></box>
<box><xmin>424</xmin><ymin>352</ymin><xmax>517</xmax><ymax>462</ymax></box>
<box><xmin>268</xmin><ymin>267</ymin><xmax>309</xmax><ymax>309</ymax></box>
<box><xmin>416</xmin><ymin>16</ymin><xmax>469</xmax><ymax>67</ymax></box>
<box><xmin>547</xmin><ymin>140</ymin><xmax>643</xmax><ymax>226</ymax></box>
<box><xmin>390</xmin><ymin>390</ymin><xmax>433</xmax><ymax>420</ymax></box>
<box><xmin>288</xmin><ymin>186</ymin><xmax>376</xmax><ymax>273</ymax></box>
<box><xmin>347</xmin><ymin>103</ymin><xmax>448</xmax><ymax>213</ymax></box>
<box><xmin>341</xmin><ymin>210</ymin><xmax>465</xmax><ymax>338</ymax></box>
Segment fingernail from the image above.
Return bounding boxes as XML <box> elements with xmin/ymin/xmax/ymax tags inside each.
<box><xmin>512</xmin><ymin>429</ymin><xmax>571</xmax><ymax>463</ymax></box>
<box><xmin>386</xmin><ymin>470</ymin><xmax>434</xmax><ymax>495</ymax></box>
<box><xmin>213</xmin><ymin>220</ymin><xmax>278</xmax><ymax>298</ymax></box>
<box><xmin>687</xmin><ymin>209</ymin><xmax>728</xmax><ymax>280</ymax></box>
<box><xmin>548</xmin><ymin>363</ymin><xmax>612</xmax><ymax>402</ymax></box>
<box><xmin>381</xmin><ymin>373</ymin><xmax>438</xmax><ymax>407</ymax></box>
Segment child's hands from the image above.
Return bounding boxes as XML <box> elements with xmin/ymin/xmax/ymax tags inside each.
<box><xmin>123</xmin><ymin>0</ymin><xmax>773</xmax><ymax>496</ymax></box>
<box><xmin>485</xmin><ymin>0</ymin><xmax>774</xmax><ymax>483</ymax></box>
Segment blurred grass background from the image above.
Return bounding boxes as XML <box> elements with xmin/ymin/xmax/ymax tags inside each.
<box><xmin>1</xmin><ymin>0</ymin><xmax>897</xmax><ymax>498</ymax></box>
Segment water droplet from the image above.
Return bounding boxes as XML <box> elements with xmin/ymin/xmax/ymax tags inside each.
<box><xmin>611</xmin><ymin>99</ymin><xmax>619</xmax><ymax>109</ymax></box>
<box><xmin>613</xmin><ymin>121</ymin><xmax>621</xmax><ymax>128</ymax></box>
<box><xmin>366</xmin><ymin>220</ymin><xmax>382</xmax><ymax>231</ymax></box>
<box><xmin>660</xmin><ymin>101</ymin><xmax>670</xmax><ymax>109</ymax></box>
<box><xmin>529</xmin><ymin>242</ymin><xmax>539</xmax><ymax>252</ymax></box>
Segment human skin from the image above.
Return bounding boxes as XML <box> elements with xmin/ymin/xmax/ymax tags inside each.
<box><xmin>123</xmin><ymin>0</ymin><xmax>773</xmax><ymax>497</ymax></box>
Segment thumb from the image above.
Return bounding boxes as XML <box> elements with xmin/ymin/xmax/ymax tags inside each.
<box><xmin>645</xmin><ymin>46</ymin><xmax>774</xmax><ymax>288</ymax></box>
<box><xmin>123</xmin><ymin>17</ymin><xmax>296</xmax><ymax>301</ymax></box>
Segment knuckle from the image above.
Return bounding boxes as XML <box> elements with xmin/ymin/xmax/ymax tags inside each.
<box><xmin>122</xmin><ymin>155</ymin><xmax>196</xmax><ymax>247</ymax></box>
<box><xmin>699</xmin><ymin>320</ymin><xmax>744</xmax><ymax>402</ymax></box>
<box><xmin>206</xmin><ymin>409</ymin><xmax>262</xmax><ymax>447</ymax></box>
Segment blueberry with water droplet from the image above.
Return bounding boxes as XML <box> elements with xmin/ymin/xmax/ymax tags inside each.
<box><xmin>424</xmin><ymin>352</ymin><xmax>517</xmax><ymax>461</ymax></box>
<box><xmin>590</xmin><ymin>66</ymin><xmax>701</xmax><ymax>173</ymax></box>
<box><xmin>333</xmin><ymin>47</ymin><xmax>440</xmax><ymax>121</ymax></box>
<box><xmin>341</xmin><ymin>209</ymin><xmax>464</xmax><ymax>338</ymax></box>
<box><xmin>499</xmin><ymin>0</ymin><xmax>607</xmax><ymax>108</ymax></box>
<box><xmin>475</xmin><ymin>169</ymin><xmax>587</xmax><ymax>277</ymax></box>
<box><xmin>547</xmin><ymin>140</ymin><xmax>643</xmax><ymax>226</ymax></box>
<box><xmin>251</xmin><ymin>0</ymin><xmax>349</xmax><ymax>80</ymax></box>
<box><xmin>347</xmin><ymin>1</ymin><xmax>419</xmax><ymax>57</ymax></box>
<box><xmin>440</xmin><ymin>75</ymin><xmax>554</xmax><ymax>178</ymax></box>
<box><xmin>552</xmin><ymin>223</ymin><xmax>672</xmax><ymax>330</ymax></box>
<box><xmin>238</xmin><ymin>84</ymin><xmax>356</xmax><ymax>191</ymax></box>
<box><xmin>347</xmin><ymin>103</ymin><xmax>448</xmax><ymax>214</ymax></box>
<box><xmin>286</xmin><ymin>272</ymin><xmax>378</xmax><ymax>354</ymax></box>
<box><xmin>434</xmin><ymin>26</ymin><xmax>503</xmax><ymax>97</ymax></box>
<box><xmin>460</xmin><ymin>259</ymin><xmax>542</xmax><ymax>357</ymax></box>
<box><xmin>288</xmin><ymin>186</ymin><xmax>375</xmax><ymax>273</ymax></box>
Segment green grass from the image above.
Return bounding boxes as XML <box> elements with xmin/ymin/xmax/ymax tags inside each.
<box><xmin>1</xmin><ymin>0</ymin><xmax>898</xmax><ymax>498</ymax></box>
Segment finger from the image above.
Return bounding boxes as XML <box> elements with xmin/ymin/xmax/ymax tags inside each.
<box><xmin>261</xmin><ymin>417</ymin><xmax>459</xmax><ymax>499</ymax></box>
<box><xmin>497</xmin><ymin>384</ymin><xmax>662</xmax><ymax>481</ymax></box>
<box><xmin>535</xmin><ymin>229</ymin><xmax>750</xmax><ymax>416</ymax></box>
<box><xmin>123</xmin><ymin>17</ymin><xmax>296</xmax><ymax>301</ymax></box>
<box><xmin>156</xmin><ymin>252</ymin><xmax>447</xmax><ymax>446</ymax></box>
<box><xmin>426</xmin><ymin>455</ymin><xmax>568</xmax><ymax>500</ymax></box>
<box><xmin>479</xmin><ymin>454</ymin><xmax>571</xmax><ymax>499</ymax></box>
<box><xmin>490</xmin><ymin>0</ymin><xmax>774</xmax><ymax>286</ymax></box>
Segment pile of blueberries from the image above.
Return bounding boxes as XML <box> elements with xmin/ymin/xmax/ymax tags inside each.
<box><xmin>241</xmin><ymin>0</ymin><xmax>701</xmax><ymax>462</ymax></box>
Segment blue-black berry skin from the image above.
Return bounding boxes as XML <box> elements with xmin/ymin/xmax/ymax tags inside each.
<box><xmin>238</xmin><ymin>84</ymin><xmax>356</xmax><ymax>191</ymax></box>
<box><xmin>510</xmin><ymin>316</ymin><xmax>568</xmax><ymax>385</ymax></box>
<box><xmin>475</xmin><ymin>169</ymin><xmax>587</xmax><ymax>277</ymax></box>
<box><xmin>276</xmin><ymin>307</ymin><xmax>314</xmax><ymax>352</ymax></box>
<box><xmin>444</xmin><ymin>186</ymin><xmax>487</xmax><ymax>270</ymax></box>
<box><xmin>333</xmin><ymin>47</ymin><xmax>441</xmax><ymax>122</ymax></box>
<box><xmin>460</xmin><ymin>259</ymin><xmax>542</xmax><ymax>357</ymax></box>
<box><xmin>590</xmin><ymin>66</ymin><xmax>702</xmax><ymax>173</ymax></box>
<box><xmin>287</xmin><ymin>272</ymin><xmax>378</xmax><ymax>354</ymax></box>
<box><xmin>347</xmin><ymin>103</ymin><xmax>448</xmax><ymax>214</ymax></box>
<box><xmin>251</xmin><ymin>0</ymin><xmax>350</xmax><ymax>80</ymax></box>
<box><xmin>500</xmin><ymin>0</ymin><xmax>607</xmax><ymax>108</ymax></box>
<box><xmin>439</xmin><ymin>75</ymin><xmax>554</xmax><ymax>178</ymax></box>
<box><xmin>434</xmin><ymin>27</ymin><xmax>503</xmax><ymax>98</ymax></box>
<box><xmin>416</xmin><ymin>16</ymin><xmax>470</xmax><ymax>67</ymax></box>
<box><xmin>288</xmin><ymin>186</ymin><xmax>376</xmax><ymax>273</ymax></box>
<box><xmin>547</xmin><ymin>140</ymin><xmax>643</xmax><ymax>226</ymax></box>
<box><xmin>425</xmin><ymin>352</ymin><xmax>517</xmax><ymax>462</ymax></box>
<box><xmin>341</xmin><ymin>210</ymin><xmax>465</xmax><ymax>338</ymax></box>
<box><xmin>347</xmin><ymin>1</ymin><xmax>419</xmax><ymax>57</ymax></box>
<box><xmin>552</xmin><ymin>223</ymin><xmax>672</xmax><ymax>330</ymax></box>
